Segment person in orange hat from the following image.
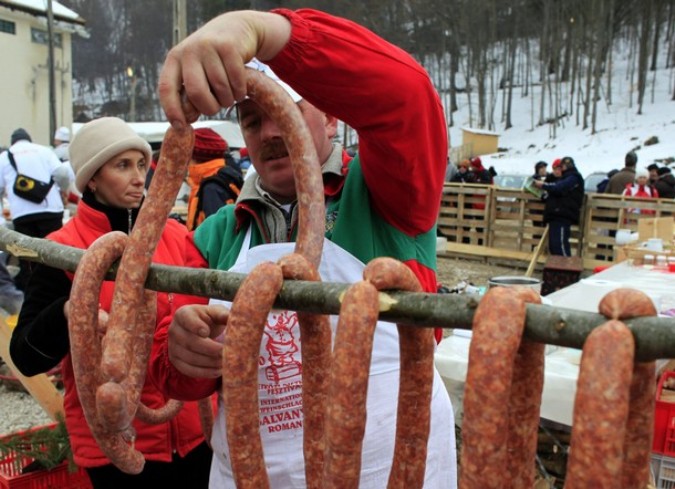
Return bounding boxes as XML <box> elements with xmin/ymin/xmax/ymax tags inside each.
<box><xmin>450</xmin><ymin>159</ymin><xmax>475</xmax><ymax>183</ymax></box>
<box><xmin>186</xmin><ymin>128</ymin><xmax>243</xmax><ymax>230</ymax></box>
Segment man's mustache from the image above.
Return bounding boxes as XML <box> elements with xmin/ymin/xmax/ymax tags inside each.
<box><xmin>258</xmin><ymin>139</ymin><xmax>289</xmax><ymax>161</ymax></box>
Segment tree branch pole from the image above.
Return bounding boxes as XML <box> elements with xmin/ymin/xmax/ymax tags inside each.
<box><xmin>1</xmin><ymin>227</ymin><xmax>673</xmax><ymax>361</ymax></box>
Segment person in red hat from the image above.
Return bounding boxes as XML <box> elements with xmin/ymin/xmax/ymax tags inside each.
<box><xmin>533</xmin><ymin>156</ymin><xmax>585</xmax><ymax>256</ymax></box>
<box><xmin>186</xmin><ymin>128</ymin><xmax>243</xmax><ymax>230</ymax></box>
<box><xmin>468</xmin><ymin>156</ymin><xmax>492</xmax><ymax>184</ymax></box>
<box><xmin>238</xmin><ymin>147</ymin><xmax>251</xmax><ymax>171</ymax></box>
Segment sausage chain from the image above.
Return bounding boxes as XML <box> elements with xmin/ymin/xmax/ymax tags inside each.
<box><xmin>364</xmin><ymin>257</ymin><xmax>435</xmax><ymax>489</ymax></box>
<box><xmin>564</xmin><ymin>288</ymin><xmax>656</xmax><ymax>489</ymax></box>
<box><xmin>564</xmin><ymin>319</ymin><xmax>634</xmax><ymax>488</ymax></box>
<box><xmin>459</xmin><ymin>286</ymin><xmax>544</xmax><ymax>489</ymax></box>
<box><xmin>219</xmin><ymin>68</ymin><xmax>326</xmax><ymax>488</ymax></box>
<box><xmin>68</xmin><ymin>125</ymin><xmax>213</xmax><ymax>474</ymax></box>
<box><xmin>69</xmin><ymin>232</ymin><xmax>145</xmax><ymax>474</ymax></box>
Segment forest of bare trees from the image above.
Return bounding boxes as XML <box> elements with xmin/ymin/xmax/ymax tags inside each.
<box><xmin>60</xmin><ymin>0</ymin><xmax>675</xmax><ymax>137</ymax></box>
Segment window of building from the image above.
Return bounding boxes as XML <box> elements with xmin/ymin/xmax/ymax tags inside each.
<box><xmin>31</xmin><ymin>27</ymin><xmax>62</xmax><ymax>47</ymax></box>
<box><xmin>0</xmin><ymin>19</ymin><xmax>15</xmax><ymax>35</ymax></box>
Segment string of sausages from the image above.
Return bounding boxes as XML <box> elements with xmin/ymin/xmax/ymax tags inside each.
<box><xmin>68</xmin><ymin>124</ymin><xmax>214</xmax><ymax>474</ymax></box>
<box><xmin>459</xmin><ymin>286</ymin><xmax>657</xmax><ymax>489</ymax></box>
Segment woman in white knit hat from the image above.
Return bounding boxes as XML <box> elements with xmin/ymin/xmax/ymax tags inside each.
<box><xmin>622</xmin><ymin>168</ymin><xmax>659</xmax><ymax>216</ymax></box>
<box><xmin>9</xmin><ymin>117</ymin><xmax>212</xmax><ymax>488</ymax></box>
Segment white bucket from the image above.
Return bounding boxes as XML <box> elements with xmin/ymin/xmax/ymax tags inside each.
<box><xmin>436</xmin><ymin>236</ymin><xmax>448</xmax><ymax>253</ymax></box>
<box><xmin>488</xmin><ymin>276</ymin><xmax>542</xmax><ymax>294</ymax></box>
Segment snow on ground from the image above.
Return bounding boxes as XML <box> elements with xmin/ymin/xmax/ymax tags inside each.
<box><xmin>448</xmin><ymin>48</ymin><xmax>675</xmax><ymax>179</ymax></box>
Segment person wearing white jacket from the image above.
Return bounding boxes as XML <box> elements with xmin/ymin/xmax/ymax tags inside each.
<box><xmin>0</xmin><ymin>128</ymin><xmax>74</xmax><ymax>290</ymax></box>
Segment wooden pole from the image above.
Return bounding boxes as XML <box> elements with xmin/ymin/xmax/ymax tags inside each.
<box><xmin>0</xmin><ymin>316</ymin><xmax>64</xmax><ymax>421</ymax></box>
<box><xmin>1</xmin><ymin>227</ymin><xmax>675</xmax><ymax>361</ymax></box>
<box><xmin>526</xmin><ymin>225</ymin><xmax>549</xmax><ymax>277</ymax></box>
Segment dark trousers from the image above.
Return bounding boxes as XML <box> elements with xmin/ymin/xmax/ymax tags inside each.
<box><xmin>86</xmin><ymin>441</ymin><xmax>212</xmax><ymax>489</ymax></box>
<box><xmin>12</xmin><ymin>212</ymin><xmax>63</xmax><ymax>290</ymax></box>
<box><xmin>548</xmin><ymin>220</ymin><xmax>572</xmax><ymax>256</ymax></box>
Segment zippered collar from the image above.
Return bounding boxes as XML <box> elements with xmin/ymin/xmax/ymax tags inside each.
<box><xmin>233</xmin><ymin>143</ymin><xmax>351</xmax><ymax>234</ymax></box>
<box><xmin>82</xmin><ymin>189</ymin><xmax>141</xmax><ymax>234</ymax></box>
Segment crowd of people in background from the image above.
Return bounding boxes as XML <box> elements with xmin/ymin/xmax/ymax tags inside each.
<box><xmin>443</xmin><ymin>149</ymin><xmax>673</xmax><ymax>257</ymax></box>
<box><xmin>448</xmin><ymin>156</ymin><xmax>496</xmax><ymax>184</ymax></box>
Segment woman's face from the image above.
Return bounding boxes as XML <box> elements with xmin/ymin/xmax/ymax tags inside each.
<box><xmin>87</xmin><ymin>149</ymin><xmax>147</xmax><ymax>208</ymax></box>
<box><xmin>637</xmin><ymin>175</ymin><xmax>649</xmax><ymax>186</ymax></box>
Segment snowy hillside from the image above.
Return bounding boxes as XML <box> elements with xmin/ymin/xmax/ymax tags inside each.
<box><xmin>447</xmin><ymin>48</ymin><xmax>675</xmax><ymax>179</ymax></box>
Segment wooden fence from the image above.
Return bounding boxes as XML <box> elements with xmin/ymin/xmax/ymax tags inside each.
<box><xmin>437</xmin><ymin>183</ymin><xmax>675</xmax><ymax>270</ymax></box>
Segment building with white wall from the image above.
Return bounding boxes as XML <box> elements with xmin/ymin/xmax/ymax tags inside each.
<box><xmin>0</xmin><ymin>0</ymin><xmax>85</xmax><ymax>147</ymax></box>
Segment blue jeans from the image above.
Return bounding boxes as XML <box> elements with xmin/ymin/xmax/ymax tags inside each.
<box><xmin>548</xmin><ymin>220</ymin><xmax>571</xmax><ymax>256</ymax></box>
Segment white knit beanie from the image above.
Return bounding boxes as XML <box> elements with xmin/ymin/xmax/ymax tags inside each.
<box><xmin>70</xmin><ymin>117</ymin><xmax>152</xmax><ymax>193</ymax></box>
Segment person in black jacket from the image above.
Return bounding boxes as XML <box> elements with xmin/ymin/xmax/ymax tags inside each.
<box><xmin>654</xmin><ymin>166</ymin><xmax>675</xmax><ymax>199</ymax></box>
<box><xmin>534</xmin><ymin>156</ymin><xmax>585</xmax><ymax>256</ymax></box>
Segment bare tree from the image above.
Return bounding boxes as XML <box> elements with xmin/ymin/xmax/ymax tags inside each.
<box><xmin>637</xmin><ymin>0</ymin><xmax>654</xmax><ymax>114</ymax></box>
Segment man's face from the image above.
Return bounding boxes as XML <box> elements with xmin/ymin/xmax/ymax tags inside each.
<box><xmin>537</xmin><ymin>166</ymin><xmax>547</xmax><ymax>177</ymax></box>
<box><xmin>237</xmin><ymin>99</ymin><xmax>337</xmax><ymax>203</ymax></box>
<box><xmin>650</xmin><ymin>169</ymin><xmax>658</xmax><ymax>180</ymax></box>
<box><xmin>553</xmin><ymin>166</ymin><xmax>562</xmax><ymax>177</ymax></box>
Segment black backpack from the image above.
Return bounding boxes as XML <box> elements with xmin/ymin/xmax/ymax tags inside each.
<box><xmin>191</xmin><ymin>165</ymin><xmax>244</xmax><ymax>229</ymax></box>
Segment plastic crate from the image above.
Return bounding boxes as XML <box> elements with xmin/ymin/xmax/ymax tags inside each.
<box><xmin>0</xmin><ymin>424</ymin><xmax>91</xmax><ymax>489</ymax></box>
<box><xmin>652</xmin><ymin>453</ymin><xmax>675</xmax><ymax>489</ymax></box>
<box><xmin>655</xmin><ymin>372</ymin><xmax>675</xmax><ymax>456</ymax></box>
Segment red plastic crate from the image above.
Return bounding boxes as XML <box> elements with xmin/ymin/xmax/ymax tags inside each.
<box><xmin>655</xmin><ymin>371</ymin><xmax>675</xmax><ymax>457</ymax></box>
<box><xmin>0</xmin><ymin>424</ymin><xmax>91</xmax><ymax>489</ymax></box>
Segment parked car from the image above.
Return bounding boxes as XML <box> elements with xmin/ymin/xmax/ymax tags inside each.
<box><xmin>584</xmin><ymin>171</ymin><xmax>607</xmax><ymax>193</ymax></box>
<box><xmin>493</xmin><ymin>173</ymin><xmax>527</xmax><ymax>189</ymax></box>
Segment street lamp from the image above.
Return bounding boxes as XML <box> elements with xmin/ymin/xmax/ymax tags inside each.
<box><xmin>127</xmin><ymin>66</ymin><xmax>137</xmax><ymax>122</ymax></box>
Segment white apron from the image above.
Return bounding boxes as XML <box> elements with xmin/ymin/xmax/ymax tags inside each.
<box><xmin>207</xmin><ymin>228</ymin><xmax>457</xmax><ymax>488</ymax></box>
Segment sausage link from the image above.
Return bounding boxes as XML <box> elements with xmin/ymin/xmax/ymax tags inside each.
<box><xmin>96</xmin><ymin>382</ymin><xmax>128</xmax><ymax>431</ymax></box>
<box><xmin>101</xmin><ymin>126</ymin><xmax>194</xmax><ymax>383</ymax></box>
<box><xmin>279</xmin><ymin>253</ymin><xmax>332</xmax><ymax>489</ymax></box>
<box><xmin>222</xmin><ymin>261</ymin><xmax>283</xmax><ymax>489</ymax></box>
<box><xmin>564</xmin><ymin>320</ymin><xmax>634</xmax><ymax>489</ymax></box>
<box><xmin>460</xmin><ymin>286</ymin><xmax>528</xmax><ymax>489</ymax></box>
<box><xmin>247</xmin><ymin>69</ymin><xmax>324</xmax><ymax>270</ymax></box>
<box><xmin>125</xmin><ymin>290</ymin><xmax>185</xmax><ymax>426</ymax></box>
<box><xmin>197</xmin><ymin>397</ymin><xmax>215</xmax><ymax>448</ymax></box>
<box><xmin>362</xmin><ymin>258</ymin><xmax>433</xmax><ymax>489</ymax></box>
<box><xmin>506</xmin><ymin>287</ymin><xmax>544</xmax><ymax>489</ymax></box>
<box><xmin>136</xmin><ymin>400</ymin><xmax>184</xmax><ymax>425</ymax></box>
<box><xmin>622</xmin><ymin>361</ymin><xmax>655</xmax><ymax>489</ymax></box>
<box><xmin>599</xmin><ymin>289</ymin><xmax>656</xmax><ymax>489</ymax></box>
<box><xmin>323</xmin><ymin>281</ymin><xmax>380</xmax><ymax>489</ymax></box>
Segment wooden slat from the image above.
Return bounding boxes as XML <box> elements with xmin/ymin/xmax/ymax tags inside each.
<box><xmin>441</xmin><ymin>241</ymin><xmax>547</xmax><ymax>262</ymax></box>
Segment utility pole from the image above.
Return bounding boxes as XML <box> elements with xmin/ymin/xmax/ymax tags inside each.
<box><xmin>173</xmin><ymin>0</ymin><xmax>187</xmax><ymax>46</ymax></box>
<box><xmin>46</xmin><ymin>0</ymin><xmax>56</xmax><ymax>144</ymax></box>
